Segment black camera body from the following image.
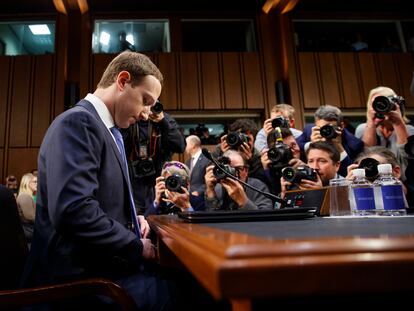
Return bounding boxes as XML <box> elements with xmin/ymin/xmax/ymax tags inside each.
<box><xmin>267</xmin><ymin>143</ymin><xmax>293</xmax><ymax>168</ymax></box>
<box><xmin>358</xmin><ymin>157</ymin><xmax>380</xmax><ymax>182</ymax></box>
<box><xmin>282</xmin><ymin>165</ymin><xmax>318</xmax><ymax>184</ymax></box>
<box><xmin>319</xmin><ymin>124</ymin><xmax>339</xmax><ymax>139</ymax></box>
<box><xmin>131</xmin><ymin>158</ymin><xmax>156</xmax><ymax>178</ymax></box>
<box><xmin>226</xmin><ymin>132</ymin><xmax>250</xmax><ymax>149</ymax></box>
<box><xmin>213</xmin><ymin>156</ymin><xmax>237</xmax><ymax>181</ymax></box>
<box><xmin>150</xmin><ymin>101</ymin><xmax>164</xmax><ymax>115</ymax></box>
<box><xmin>372</xmin><ymin>95</ymin><xmax>405</xmax><ymax>119</ymax></box>
<box><xmin>271</xmin><ymin>116</ymin><xmax>289</xmax><ymax>129</ymax></box>
<box><xmin>165</xmin><ymin>174</ymin><xmax>187</xmax><ymax>193</ymax></box>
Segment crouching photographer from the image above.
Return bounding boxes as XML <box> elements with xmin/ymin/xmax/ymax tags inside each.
<box><xmin>280</xmin><ymin>142</ymin><xmax>341</xmax><ymax>199</ymax></box>
<box><xmin>205</xmin><ymin>150</ymin><xmax>273</xmax><ymax>211</ymax></box>
<box><xmin>260</xmin><ymin>128</ymin><xmax>306</xmax><ymax>195</ymax></box>
<box><xmin>146</xmin><ymin>161</ymin><xmax>193</xmax><ymax>215</ymax></box>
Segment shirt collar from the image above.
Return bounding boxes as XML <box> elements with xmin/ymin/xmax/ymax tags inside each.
<box><xmin>85</xmin><ymin>93</ymin><xmax>114</xmax><ymax>129</ymax></box>
<box><xmin>192</xmin><ymin>149</ymin><xmax>202</xmax><ymax>162</ymax></box>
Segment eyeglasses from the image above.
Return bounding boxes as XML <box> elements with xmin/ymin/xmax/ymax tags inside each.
<box><xmin>163</xmin><ymin>162</ymin><xmax>187</xmax><ymax>170</ymax></box>
<box><xmin>233</xmin><ymin>165</ymin><xmax>248</xmax><ymax>174</ymax></box>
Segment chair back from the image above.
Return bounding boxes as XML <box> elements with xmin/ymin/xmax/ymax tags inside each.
<box><xmin>0</xmin><ymin>186</ymin><xmax>29</xmax><ymax>290</ymax></box>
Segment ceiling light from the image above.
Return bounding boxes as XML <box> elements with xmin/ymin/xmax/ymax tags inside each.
<box><xmin>126</xmin><ymin>34</ymin><xmax>134</xmax><ymax>45</ymax></box>
<box><xmin>29</xmin><ymin>24</ymin><xmax>51</xmax><ymax>35</ymax></box>
<box><xmin>100</xmin><ymin>31</ymin><xmax>110</xmax><ymax>46</ymax></box>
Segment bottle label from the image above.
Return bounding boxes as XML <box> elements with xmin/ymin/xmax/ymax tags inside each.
<box><xmin>354</xmin><ymin>188</ymin><xmax>375</xmax><ymax>211</ymax></box>
<box><xmin>381</xmin><ymin>185</ymin><xmax>405</xmax><ymax>210</ymax></box>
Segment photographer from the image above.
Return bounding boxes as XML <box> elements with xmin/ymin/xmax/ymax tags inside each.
<box><xmin>346</xmin><ymin>146</ymin><xmax>406</xmax><ymax>192</ymax></box>
<box><xmin>296</xmin><ymin>105</ymin><xmax>364</xmax><ymax>177</ymax></box>
<box><xmin>146</xmin><ymin>161</ymin><xmax>193</xmax><ymax>215</ymax></box>
<box><xmin>280</xmin><ymin>142</ymin><xmax>341</xmax><ymax>199</ymax></box>
<box><xmin>255</xmin><ymin>103</ymin><xmax>303</xmax><ymax>153</ymax></box>
<box><xmin>205</xmin><ymin>150</ymin><xmax>273</xmax><ymax>210</ymax></box>
<box><xmin>212</xmin><ymin>118</ymin><xmax>266</xmax><ymax>184</ymax></box>
<box><xmin>260</xmin><ymin>128</ymin><xmax>306</xmax><ymax>195</ymax></box>
<box><xmin>354</xmin><ymin>86</ymin><xmax>414</xmax><ymax>161</ymax></box>
<box><xmin>122</xmin><ymin>104</ymin><xmax>186</xmax><ymax>214</ymax></box>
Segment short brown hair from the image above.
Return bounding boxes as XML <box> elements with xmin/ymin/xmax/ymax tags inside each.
<box><xmin>97</xmin><ymin>51</ymin><xmax>163</xmax><ymax>88</ymax></box>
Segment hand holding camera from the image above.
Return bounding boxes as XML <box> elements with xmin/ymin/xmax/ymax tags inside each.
<box><xmin>148</xmin><ymin>101</ymin><xmax>164</xmax><ymax>122</ymax></box>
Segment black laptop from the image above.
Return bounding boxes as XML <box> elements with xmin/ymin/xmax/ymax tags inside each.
<box><xmin>177</xmin><ymin>207</ymin><xmax>316</xmax><ymax>223</ymax></box>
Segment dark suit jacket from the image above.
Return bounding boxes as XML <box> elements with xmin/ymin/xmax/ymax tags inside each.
<box><xmin>21</xmin><ymin>100</ymin><xmax>143</xmax><ymax>287</ymax></box>
<box><xmin>296</xmin><ymin>124</ymin><xmax>364</xmax><ymax>177</ymax></box>
<box><xmin>186</xmin><ymin>153</ymin><xmax>211</xmax><ymax>195</ymax></box>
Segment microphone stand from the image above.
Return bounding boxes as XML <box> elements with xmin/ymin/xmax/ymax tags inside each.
<box><xmin>202</xmin><ymin>148</ymin><xmax>287</xmax><ymax>207</ymax></box>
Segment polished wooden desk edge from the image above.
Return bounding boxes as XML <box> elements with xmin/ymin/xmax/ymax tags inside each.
<box><xmin>148</xmin><ymin>215</ymin><xmax>414</xmax><ymax>300</ymax></box>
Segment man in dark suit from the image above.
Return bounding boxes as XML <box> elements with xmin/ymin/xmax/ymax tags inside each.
<box><xmin>185</xmin><ymin>135</ymin><xmax>211</xmax><ymax>211</ymax></box>
<box><xmin>296</xmin><ymin>105</ymin><xmax>364</xmax><ymax>177</ymax></box>
<box><xmin>20</xmin><ymin>51</ymin><xmax>174</xmax><ymax>310</ymax></box>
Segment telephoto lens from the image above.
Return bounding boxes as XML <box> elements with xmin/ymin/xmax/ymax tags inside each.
<box><xmin>267</xmin><ymin>143</ymin><xmax>293</xmax><ymax>167</ymax></box>
<box><xmin>165</xmin><ymin>174</ymin><xmax>187</xmax><ymax>193</ymax></box>
<box><xmin>358</xmin><ymin>157</ymin><xmax>380</xmax><ymax>182</ymax></box>
<box><xmin>319</xmin><ymin>124</ymin><xmax>338</xmax><ymax>139</ymax></box>
<box><xmin>226</xmin><ymin>132</ymin><xmax>250</xmax><ymax>149</ymax></box>
<box><xmin>271</xmin><ymin>116</ymin><xmax>289</xmax><ymax>129</ymax></box>
<box><xmin>282</xmin><ymin>166</ymin><xmax>318</xmax><ymax>184</ymax></box>
<box><xmin>151</xmin><ymin>101</ymin><xmax>163</xmax><ymax>114</ymax></box>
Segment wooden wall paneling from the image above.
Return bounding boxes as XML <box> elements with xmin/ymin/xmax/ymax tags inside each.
<box><xmin>377</xmin><ymin>53</ymin><xmax>400</xmax><ymax>94</ymax></box>
<box><xmin>317</xmin><ymin>53</ymin><xmax>341</xmax><ymax>107</ymax></box>
<box><xmin>9</xmin><ymin>56</ymin><xmax>32</xmax><ymax>147</ymax></box>
<box><xmin>358</xmin><ymin>53</ymin><xmax>380</xmax><ymax>105</ymax></box>
<box><xmin>393</xmin><ymin>53</ymin><xmax>414</xmax><ymax>104</ymax></box>
<box><xmin>200</xmin><ymin>53</ymin><xmax>222</xmax><ymax>110</ymax></box>
<box><xmin>242</xmin><ymin>52</ymin><xmax>265</xmax><ymax>109</ymax></box>
<box><xmin>222</xmin><ymin>52</ymin><xmax>244</xmax><ymax>110</ymax></box>
<box><xmin>179</xmin><ymin>53</ymin><xmax>200</xmax><ymax>110</ymax></box>
<box><xmin>0</xmin><ymin>148</ymin><xmax>3</xmax><ymax>180</ymax></box>
<box><xmin>0</xmin><ymin>57</ymin><xmax>10</xmax><ymax>147</ymax></box>
<box><xmin>157</xmin><ymin>53</ymin><xmax>179</xmax><ymax>110</ymax></box>
<box><xmin>298</xmin><ymin>53</ymin><xmax>321</xmax><ymax>109</ymax></box>
<box><xmin>7</xmin><ymin>148</ymin><xmax>39</xmax><ymax>181</ymax></box>
<box><xmin>31</xmin><ymin>55</ymin><xmax>53</xmax><ymax>147</ymax></box>
<box><xmin>336</xmin><ymin>53</ymin><xmax>362</xmax><ymax>108</ymax></box>
<box><xmin>54</xmin><ymin>12</ymin><xmax>69</xmax><ymax>118</ymax></box>
<box><xmin>92</xmin><ymin>54</ymin><xmax>115</xmax><ymax>93</ymax></box>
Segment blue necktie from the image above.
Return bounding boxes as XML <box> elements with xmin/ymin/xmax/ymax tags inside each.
<box><xmin>110</xmin><ymin>126</ymin><xmax>141</xmax><ymax>238</ymax></box>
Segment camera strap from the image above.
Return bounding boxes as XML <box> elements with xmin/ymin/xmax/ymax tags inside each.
<box><xmin>133</xmin><ymin>122</ymin><xmax>158</xmax><ymax>159</ymax></box>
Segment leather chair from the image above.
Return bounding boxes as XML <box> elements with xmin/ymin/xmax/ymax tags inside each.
<box><xmin>0</xmin><ymin>185</ymin><xmax>138</xmax><ymax>311</ymax></box>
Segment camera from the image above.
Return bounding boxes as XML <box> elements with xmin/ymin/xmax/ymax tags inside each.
<box><xmin>150</xmin><ymin>101</ymin><xmax>163</xmax><ymax>115</ymax></box>
<box><xmin>271</xmin><ymin>116</ymin><xmax>289</xmax><ymax>129</ymax></box>
<box><xmin>282</xmin><ymin>165</ymin><xmax>318</xmax><ymax>184</ymax></box>
<box><xmin>320</xmin><ymin>124</ymin><xmax>339</xmax><ymax>139</ymax></box>
<box><xmin>372</xmin><ymin>95</ymin><xmax>405</xmax><ymax>119</ymax></box>
<box><xmin>131</xmin><ymin>158</ymin><xmax>156</xmax><ymax>178</ymax></box>
<box><xmin>213</xmin><ymin>156</ymin><xmax>237</xmax><ymax>181</ymax></box>
<box><xmin>165</xmin><ymin>174</ymin><xmax>187</xmax><ymax>193</ymax></box>
<box><xmin>267</xmin><ymin>143</ymin><xmax>293</xmax><ymax>167</ymax></box>
<box><xmin>226</xmin><ymin>132</ymin><xmax>250</xmax><ymax>149</ymax></box>
<box><xmin>358</xmin><ymin>157</ymin><xmax>380</xmax><ymax>182</ymax></box>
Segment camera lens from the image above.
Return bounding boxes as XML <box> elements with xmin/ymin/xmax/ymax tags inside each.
<box><xmin>226</xmin><ymin>132</ymin><xmax>248</xmax><ymax>148</ymax></box>
<box><xmin>320</xmin><ymin>124</ymin><xmax>338</xmax><ymax>139</ymax></box>
<box><xmin>267</xmin><ymin>144</ymin><xmax>293</xmax><ymax>166</ymax></box>
<box><xmin>271</xmin><ymin>117</ymin><xmax>289</xmax><ymax>129</ymax></box>
<box><xmin>358</xmin><ymin>157</ymin><xmax>380</xmax><ymax>181</ymax></box>
<box><xmin>165</xmin><ymin>174</ymin><xmax>184</xmax><ymax>193</ymax></box>
<box><xmin>372</xmin><ymin>96</ymin><xmax>394</xmax><ymax>113</ymax></box>
<box><xmin>151</xmin><ymin>101</ymin><xmax>163</xmax><ymax>114</ymax></box>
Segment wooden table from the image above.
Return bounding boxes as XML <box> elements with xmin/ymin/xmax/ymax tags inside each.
<box><xmin>148</xmin><ymin>215</ymin><xmax>414</xmax><ymax>311</ymax></box>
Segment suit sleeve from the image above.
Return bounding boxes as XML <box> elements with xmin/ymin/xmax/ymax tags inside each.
<box><xmin>43</xmin><ymin>111</ymin><xmax>142</xmax><ymax>255</ymax></box>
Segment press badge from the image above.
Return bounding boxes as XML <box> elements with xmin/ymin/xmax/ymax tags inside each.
<box><xmin>139</xmin><ymin>144</ymin><xmax>148</xmax><ymax>157</ymax></box>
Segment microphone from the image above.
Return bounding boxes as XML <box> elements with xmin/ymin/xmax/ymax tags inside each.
<box><xmin>202</xmin><ymin>148</ymin><xmax>287</xmax><ymax>206</ymax></box>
